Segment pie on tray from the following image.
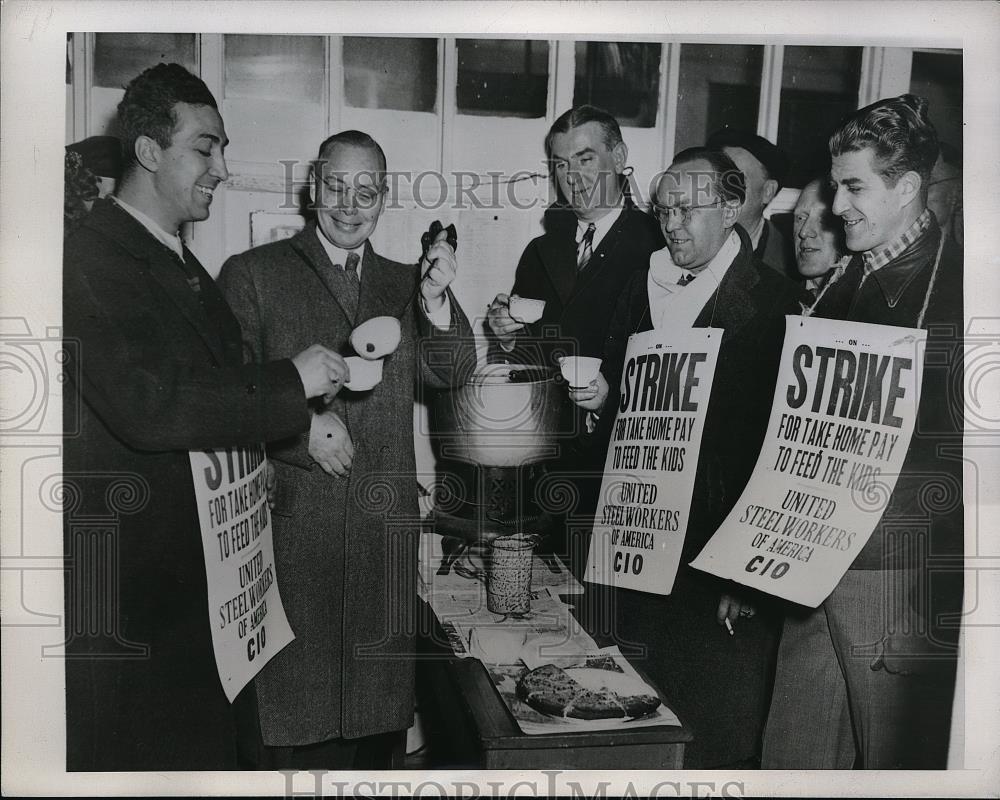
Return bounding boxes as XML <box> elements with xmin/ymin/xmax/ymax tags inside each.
<box><xmin>516</xmin><ymin>663</ymin><xmax>661</xmax><ymax>720</ymax></box>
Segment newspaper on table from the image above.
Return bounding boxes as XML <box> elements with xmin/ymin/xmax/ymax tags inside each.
<box><xmin>586</xmin><ymin>327</ymin><xmax>722</xmax><ymax>595</ymax></box>
<box><xmin>188</xmin><ymin>446</ymin><xmax>295</xmax><ymax>701</ymax></box>
<box><xmin>690</xmin><ymin>316</ymin><xmax>926</xmax><ymax>607</ymax></box>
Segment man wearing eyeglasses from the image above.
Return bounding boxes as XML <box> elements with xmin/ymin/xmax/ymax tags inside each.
<box><xmin>570</xmin><ymin>147</ymin><xmax>805</xmax><ymax>767</ymax></box>
<box><xmin>218</xmin><ymin>130</ymin><xmax>474</xmax><ymax>769</ymax></box>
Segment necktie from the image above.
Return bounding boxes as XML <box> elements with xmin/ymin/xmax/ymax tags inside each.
<box><xmin>344</xmin><ymin>251</ymin><xmax>360</xmax><ymax>283</ymax></box>
<box><xmin>677</xmin><ymin>272</ymin><xmax>695</xmax><ymax>287</ymax></box>
<box><xmin>172</xmin><ymin>247</ymin><xmax>202</xmax><ymax>297</ymax></box>
<box><xmin>343</xmin><ymin>250</ymin><xmax>361</xmax><ymax>303</ymax></box>
<box><xmin>578</xmin><ymin>223</ymin><xmax>596</xmax><ymax>271</ymax></box>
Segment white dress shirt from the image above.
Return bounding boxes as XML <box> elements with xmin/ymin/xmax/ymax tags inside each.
<box><xmin>111</xmin><ymin>196</ymin><xmax>185</xmax><ymax>260</ymax></box>
<box><xmin>575</xmin><ymin>195</ymin><xmax>625</xmax><ymax>256</ymax></box>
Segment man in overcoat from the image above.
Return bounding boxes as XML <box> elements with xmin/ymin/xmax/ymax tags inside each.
<box><xmin>762</xmin><ymin>95</ymin><xmax>963</xmax><ymax>769</ymax></box>
<box><xmin>485</xmin><ymin>105</ymin><xmax>664</xmax><ymax>582</ymax></box>
<box><xmin>218</xmin><ymin>130</ymin><xmax>475</xmax><ymax>768</ymax></box>
<box><xmin>571</xmin><ymin>148</ymin><xmax>806</xmax><ymax>767</ymax></box>
<box><xmin>706</xmin><ymin>127</ymin><xmax>794</xmax><ymax>279</ymax></box>
<box><xmin>62</xmin><ymin>63</ymin><xmax>347</xmax><ymax>771</ymax></box>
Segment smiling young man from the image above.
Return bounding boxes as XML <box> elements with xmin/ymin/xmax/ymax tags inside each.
<box><xmin>62</xmin><ymin>63</ymin><xmax>349</xmax><ymax>771</ymax></box>
<box><xmin>763</xmin><ymin>95</ymin><xmax>964</xmax><ymax>769</ymax></box>
<box><xmin>217</xmin><ymin>130</ymin><xmax>474</xmax><ymax>769</ymax></box>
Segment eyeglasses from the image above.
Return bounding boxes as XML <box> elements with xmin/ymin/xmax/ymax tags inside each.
<box><xmin>651</xmin><ymin>201</ymin><xmax>722</xmax><ymax>225</ymax></box>
<box><xmin>318</xmin><ymin>177</ymin><xmax>384</xmax><ymax>207</ymax></box>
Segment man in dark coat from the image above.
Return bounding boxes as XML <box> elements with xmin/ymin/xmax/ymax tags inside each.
<box><xmin>485</xmin><ymin>105</ymin><xmax>664</xmax><ymax>581</ymax></box>
<box><xmin>218</xmin><ymin>130</ymin><xmax>475</xmax><ymax>769</ymax></box>
<box><xmin>62</xmin><ymin>63</ymin><xmax>348</xmax><ymax>771</ymax></box>
<box><xmin>487</xmin><ymin>105</ymin><xmax>664</xmax><ymax>368</ymax></box>
<box><xmin>707</xmin><ymin>127</ymin><xmax>795</xmax><ymax>279</ymax></box>
<box><xmin>763</xmin><ymin>95</ymin><xmax>963</xmax><ymax>769</ymax></box>
<box><xmin>571</xmin><ymin>148</ymin><xmax>806</xmax><ymax>767</ymax></box>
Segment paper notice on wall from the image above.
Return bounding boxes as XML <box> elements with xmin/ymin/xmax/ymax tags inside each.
<box><xmin>189</xmin><ymin>446</ymin><xmax>295</xmax><ymax>702</ymax></box>
<box><xmin>585</xmin><ymin>327</ymin><xmax>721</xmax><ymax>595</ymax></box>
<box><xmin>690</xmin><ymin>316</ymin><xmax>926</xmax><ymax>607</ymax></box>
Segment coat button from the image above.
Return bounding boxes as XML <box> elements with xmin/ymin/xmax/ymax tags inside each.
<box><xmin>247</xmin><ymin>383</ymin><xmax>257</xmax><ymax>394</ymax></box>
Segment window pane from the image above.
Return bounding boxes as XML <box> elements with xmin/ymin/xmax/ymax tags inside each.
<box><xmin>225</xmin><ymin>35</ymin><xmax>325</xmax><ymax>104</ymax></box>
<box><xmin>344</xmin><ymin>37</ymin><xmax>437</xmax><ymax>112</ymax></box>
<box><xmin>574</xmin><ymin>41</ymin><xmax>661</xmax><ymax>128</ymax></box>
<box><xmin>675</xmin><ymin>44</ymin><xmax>763</xmax><ymax>152</ymax></box>
<box><xmin>778</xmin><ymin>45</ymin><xmax>863</xmax><ymax>187</ymax></box>
<box><xmin>93</xmin><ymin>33</ymin><xmax>197</xmax><ymax>89</ymax></box>
<box><xmin>909</xmin><ymin>50</ymin><xmax>962</xmax><ymax>153</ymax></box>
<box><xmin>456</xmin><ymin>39</ymin><xmax>549</xmax><ymax>118</ymax></box>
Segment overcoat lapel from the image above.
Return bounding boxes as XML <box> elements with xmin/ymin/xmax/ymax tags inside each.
<box><xmin>535</xmin><ymin>227</ymin><xmax>578</xmax><ymax>307</ymax></box>
<box><xmin>289</xmin><ymin>222</ymin><xmax>360</xmax><ymax>324</ymax></box>
<box><xmin>90</xmin><ymin>201</ymin><xmax>228</xmax><ymax>364</ymax></box>
<box><xmin>571</xmin><ymin>208</ymin><xmax>629</xmax><ymax>301</ymax></box>
<box><xmin>355</xmin><ymin>243</ymin><xmax>416</xmax><ymax>323</ymax></box>
<box><xmin>693</xmin><ymin>233</ymin><xmax>760</xmax><ymax>343</ymax></box>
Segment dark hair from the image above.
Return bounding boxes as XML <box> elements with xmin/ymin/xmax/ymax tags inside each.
<box><xmin>316</xmin><ymin>130</ymin><xmax>387</xmax><ymax>173</ymax></box>
<box><xmin>117</xmin><ymin>63</ymin><xmax>218</xmax><ymax>177</ymax></box>
<box><xmin>829</xmin><ymin>93</ymin><xmax>939</xmax><ymax>188</ymax></box>
<box><xmin>667</xmin><ymin>146</ymin><xmax>747</xmax><ymax>206</ymax></box>
<box><xmin>544</xmin><ymin>105</ymin><xmax>624</xmax><ymax>162</ymax></box>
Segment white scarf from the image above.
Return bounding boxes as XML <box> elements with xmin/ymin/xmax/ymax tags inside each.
<box><xmin>647</xmin><ymin>229</ymin><xmax>741</xmax><ymax>330</ymax></box>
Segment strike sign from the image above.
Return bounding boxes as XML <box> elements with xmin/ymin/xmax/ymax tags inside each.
<box><xmin>586</xmin><ymin>327</ymin><xmax>721</xmax><ymax>595</ymax></box>
<box><xmin>189</xmin><ymin>445</ymin><xmax>295</xmax><ymax>701</ymax></box>
<box><xmin>690</xmin><ymin>316</ymin><xmax>925</xmax><ymax>607</ymax></box>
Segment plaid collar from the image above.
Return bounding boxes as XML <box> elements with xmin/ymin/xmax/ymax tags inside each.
<box><xmin>862</xmin><ymin>208</ymin><xmax>932</xmax><ymax>274</ymax></box>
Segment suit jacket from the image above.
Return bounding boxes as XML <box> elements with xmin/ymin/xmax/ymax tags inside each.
<box><xmin>218</xmin><ymin>222</ymin><xmax>475</xmax><ymax>745</ymax></box>
<box><xmin>599</xmin><ymin>224</ymin><xmax>807</xmax><ymax>767</ymax></box>
<box><xmin>497</xmin><ymin>202</ymin><xmax>665</xmax><ymax>367</ymax></box>
<box><xmin>62</xmin><ymin>199</ymin><xmax>310</xmax><ymax>771</ymax></box>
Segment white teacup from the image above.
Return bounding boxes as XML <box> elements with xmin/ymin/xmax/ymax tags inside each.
<box><xmin>558</xmin><ymin>356</ymin><xmax>602</xmax><ymax>388</ymax></box>
<box><xmin>508</xmin><ymin>296</ymin><xmax>546</xmax><ymax>324</ymax></box>
<box><xmin>344</xmin><ymin>356</ymin><xmax>383</xmax><ymax>391</ymax></box>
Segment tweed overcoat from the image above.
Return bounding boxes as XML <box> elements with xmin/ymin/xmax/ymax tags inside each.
<box><xmin>62</xmin><ymin>199</ymin><xmax>310</xmax><ymax>770</ymax></box>
<box><xmin>218</xmin><ymin>223</ymin><xmax>475</xmax><ymax>745</ymax></box>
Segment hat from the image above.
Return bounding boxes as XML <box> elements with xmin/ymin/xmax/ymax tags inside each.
<box><xmin>65</xmin><ymin>136</ymin><xmax>123</xmax><ymax>180</ymax></box>
<box><xmin>706</xmin><ymin>128</ymin><xmax>789</xmax><ymax>188</ymax></box>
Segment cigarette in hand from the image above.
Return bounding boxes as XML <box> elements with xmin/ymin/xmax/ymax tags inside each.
<box><xmin>724</xmin><ymin>618</ymin><xmax>735</xmax><ymax>636</ymax></box>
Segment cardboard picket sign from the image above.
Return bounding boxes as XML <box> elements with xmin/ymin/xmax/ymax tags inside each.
<box><xmin>586</xmin><ymin>327</ymin><xmax>722</xmax><ymax>595</ymax></box>
<box><xmin>189</xmin><ymin>445</ymin><xmax>295</xmax><ymax>702</ymax></box>
<box><xmin>690</xmin><ymin>315</ymin><xmax>926</xmax><ymax>607</ymax></box>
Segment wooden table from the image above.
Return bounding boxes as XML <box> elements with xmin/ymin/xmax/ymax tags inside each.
<box><xmin>416</xmin><ymin>600</ymin><xmax>692</xmax><ymax>770</ymax></box>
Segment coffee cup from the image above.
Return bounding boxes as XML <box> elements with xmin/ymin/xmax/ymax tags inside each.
<box><xmin>558</xmin><ymin>356</ymin><xmax>602</xmax><ymax>389</ymax></box>
<box><xmin>344</xmin><ymin>356</ymin><xmax>383</xmax><ymax>391</ymax></box>
<box><xmin>508</xmin><ymin>296</ymin><xmax>546</xmax><ymax>324</ymax></box>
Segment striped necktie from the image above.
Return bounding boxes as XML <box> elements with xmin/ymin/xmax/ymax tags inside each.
<box><xmin>677</xmin><ymin>272</ymin><xmax>695</xmax><ymax>287</ymax></box>
<box><xmin>578</xmin><ymin>223</ymin><xmax>596</xmax><ymax>271</ymax></box>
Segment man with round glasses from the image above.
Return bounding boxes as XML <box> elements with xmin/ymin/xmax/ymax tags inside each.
<box><xmin>571</xmin><ymin>147</ymin><xmax>805</xmax><ymax>767</ymax></box>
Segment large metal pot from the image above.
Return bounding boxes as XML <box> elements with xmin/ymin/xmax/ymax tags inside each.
<box><xmin>433</xmin><ymin>363</ymin><xmax>564</xmax><ymax>467</ymax></box>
